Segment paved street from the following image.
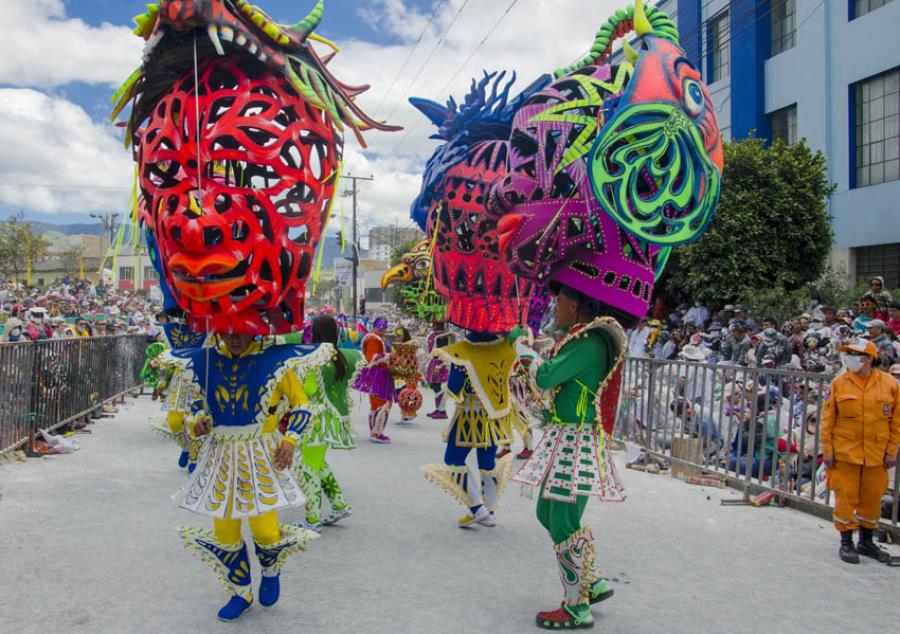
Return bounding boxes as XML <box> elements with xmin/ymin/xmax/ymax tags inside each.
<box><xmin>2</xmin><ymin>393</ymin><xmax>899</xmax><ymax>634</ymax></box>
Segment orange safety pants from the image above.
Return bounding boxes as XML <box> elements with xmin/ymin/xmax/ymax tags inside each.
<box><xmin>828</xmin><ymin>461</ymin><xmax>888</xmax><ymax>532</ymax></box>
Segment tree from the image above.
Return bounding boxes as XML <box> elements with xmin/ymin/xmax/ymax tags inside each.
<box><xmin>60</xmin><ymin>247</ymin><xmax>82</xmax><ymax>278</ymax></box>
<box><xmin>0</xmin><ymin>213</ymin><xmax>51</xmax><ymax>284</ymax></box>
<box><xmin>660</xmin><ymin>137</ymin><xmax>836</xmax><ymax>306</ymax></box>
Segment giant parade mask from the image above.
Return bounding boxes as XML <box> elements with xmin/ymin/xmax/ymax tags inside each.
<box><xmin>113</xmin><ymin>0</ymin><xmax>399</xmax><ymax>334</ymax></box>
<box><xmin>409</xmin><ymin>73</ymin><xmax>547</xmax><ymax>334</ymax></box>
<box><xmin>493</xmin><ymin>1</ymin><xmax>722</xmax><ymax>324</ymax></box>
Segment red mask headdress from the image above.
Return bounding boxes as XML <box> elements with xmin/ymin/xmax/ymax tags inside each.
<box><xmin>114</xmin><ymin>0</ymin><xmax>400</xmax><ymax>334</ymax></box>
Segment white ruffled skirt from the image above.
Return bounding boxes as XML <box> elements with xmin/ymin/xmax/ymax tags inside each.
<box><xmin>175</xmin><ymin>424</ymin><xmax>305</xmax><ymax>519</ymax></box>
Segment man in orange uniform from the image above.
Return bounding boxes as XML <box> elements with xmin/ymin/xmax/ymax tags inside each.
<box><xmin>822</xmin><ymin>338</ymin><xmax>900</xmax><ymax>563</ymax></box>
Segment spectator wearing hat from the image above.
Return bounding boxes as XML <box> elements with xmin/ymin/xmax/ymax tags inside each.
<box><xmin>720</xmin><ymin>321</ymin><xmax>751</xmax><ymax>366</ymax></box>
<box><xmin>866</xmin><ymin>320</ymin><xmax>896</xmax><ymax>369</ymax></box>
<box><xmin>863</xmin><ymin>276</ymin><xmax>893</xmax><ymax>314</ymax></box>
<box><xmin>822</xmin><ymin>338</ymin><xmax>900</xmax><ymax>564</ymax></box>
<box><xmin>719</xmin><ymin>304</ymin><xmax>736</xmax><ymax>325</ymax></box>
<box><xmin>680</xmin><ymin>334</ymin><xmax>708</xmax><ymax>363</ymax></box>
<box><xmin>755</xmin><ymin>317</ymin><xmax>791</xmax><ymax>368</ymax></box>
<box><xmin>889</xmin><ymin>364</ymin><xmax>900</xmax><ymax>384</ymax></box>
<box><xmin>735</xmin><ymin>306</ymin><xmax>755</xmax><ymax>331</ymax></box>
<box><xmin>3</xmin><ymin>317</ymin><xmax>24</xmax><ymax>342</ymax></box>
<box><xmin>886</xmin><ymin>301</ymin><xmax>900</xmax><ymax>337</ymax></box>
<box><xmin>852</xmin><ymin>297</ymin><xmax>878</xmax><ymax>333</ymax></box>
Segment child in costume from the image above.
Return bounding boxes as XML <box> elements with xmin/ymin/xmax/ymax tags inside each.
<box><xmin>425</xmin><ymin>319</ymin><xmax>454</xmax><ymax>420</ymax></box>
<box><xmin>140</xmin><ymin>333</ymin><xmax>166</xmax><ymax>397</ymax></box>
<box><xmin>392</xmin><ymin>326</ymin><xmax>423</xmax><ymax>425</ymax></box>
<box><xmin>353</xmin><ymin>316</ymin><xmax>395</xmax><ymax>443</ymax></box>
<box><xmin>296</xmin><ymin>314</ymin><xmax>359</xmax><ymax>529</ymax></box>
<box><xmin>489</xmin><ymin>2</ymin><xmax>723</xmax><ymax>626</ymax></box>
<box><xmin>114</xmin><ymin>0</ymin><xmax>399</xmax><ymax>621</ymax></box>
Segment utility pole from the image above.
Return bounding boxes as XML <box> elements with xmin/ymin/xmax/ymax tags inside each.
<box><xmin>341</xmin><ymin>174</ymin><xmax>374</xmax><ymax>321</ymax></box>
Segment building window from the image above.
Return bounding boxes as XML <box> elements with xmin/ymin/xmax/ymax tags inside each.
<box><xmin>770</xmin><ymin>0</ymin><xmax>795</xmax><ymax>56</ymax></box>
<box><xmin>770</xmin><ymin>105</ymin><xmax>798</xmax><ymax>145</ymax></box>
<box><xmin>855</xmin><ymin>243</ymin><xmax>900</xmax><ymax>288</ymax></box>
<box><xmin>143</xmin><ymin>266</ymin><xmax>157</xmax><ymax>281</ymax></box>
<box><xmin>119</xmin><ymin>266</ymin><xmax>134</xmax><ymax>281</ymax></box>
<box><xmin>854</xmin><ymin>68</ymin><xmax>900</xmax><ymax>187</ymax></box>
<box><xmin>854</xmin><ymin>0</ymin><xmax>895</xmax><ymax>19</ymax></box>
<box><xmin>707</xmin><ymin>12</ymin><xmax>729</xmax><ymax>83</ymax></box>
<box><xmin>364</xmin><ymin>288</ymin><xmax>384</xmax><ymax>303</ymax></box>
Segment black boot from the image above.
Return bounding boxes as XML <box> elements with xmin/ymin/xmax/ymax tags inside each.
<box><xmin>857</xmin><ymin>528</ymin><xmax>887</xmax><ymax>561</ymax></box>
<box><xmin>839</xmin><ymin>531</ymin><xmax>860</xmax><ymax>564</ymax></box>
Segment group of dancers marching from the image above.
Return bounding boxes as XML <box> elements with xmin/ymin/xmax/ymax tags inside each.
<box><xmin>146</xmin><ymin>299</ymin><xmax>624</xmax><ymax>629</ymax></box>
<box><xmin>120</xmin><ymin>0</ymin><xmax>721</xmax><ymax>627</ymax></box>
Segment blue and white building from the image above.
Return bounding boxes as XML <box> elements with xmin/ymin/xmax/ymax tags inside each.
<box><xmin>647</xmin><ymin>0</ymin><xmax>900</xmax><ymax>286</ymax></box>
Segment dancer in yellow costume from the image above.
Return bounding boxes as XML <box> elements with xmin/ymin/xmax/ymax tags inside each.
<box><xmin>168</xmin><ymin>334</ymin><xmax>332</xmax><ymax>621</ymax></box>
<box><xmin>422</xmin><ymin>333</ymin><xmax>516</xmax><ymax>527</ymax></box>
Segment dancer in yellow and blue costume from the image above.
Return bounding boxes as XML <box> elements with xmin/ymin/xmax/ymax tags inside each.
<box><xmin>422</xmin><ymin>333</ymin><xmax>517</xmax><ymax>528</ymax></box>
<box><xmin>167</xmin><ymin>334</ymin><xmax>332</xmax><ymax>621</ymax></box>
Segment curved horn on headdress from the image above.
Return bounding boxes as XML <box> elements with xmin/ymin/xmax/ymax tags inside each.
<box><xmin>293</xmin><ymin>0</ymin><xmax>325</xmax><ymax>41</ymax></box>
<box><xmin>634</xmin><ymin>0</ymin><xmax>653</xmax><ymax>37</ymax></box>
<box><xmin>554</xmin><ymin>2</ymin><xmax>679</xmax><ymax>77</ymax></box>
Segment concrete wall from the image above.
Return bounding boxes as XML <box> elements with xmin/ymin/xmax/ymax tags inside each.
<box><xmin>763</xmin><ymin>0</ymin><xmax>900</xmax><ymax>250</ymax></box>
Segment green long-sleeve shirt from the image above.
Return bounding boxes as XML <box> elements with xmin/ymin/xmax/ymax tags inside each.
<box><xmin>535</xmin><ymin>329</ymin><xmax>614</xmax><ymax>424</ymax></box>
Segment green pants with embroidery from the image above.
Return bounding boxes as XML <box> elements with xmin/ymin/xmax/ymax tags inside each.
<box><xmin>300</xmin><ymin>443</ymin><xmax>347</xmax><ymax>523</ymax></box>
<box><xmin>536</xmin><ymin>476</ymin><xmax>589</xmax><ymax>545</ymax></box>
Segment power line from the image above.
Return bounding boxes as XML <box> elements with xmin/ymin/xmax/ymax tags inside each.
<box><xmin>372</xmin><ymin>0</ymin><xmax>448</xmax><ymax>117</ymax></box>
<box><xmin>390</xmin><ymin>0</ymin><xmax>522</xmax><ymax>154</ymax></box>
<box><xmin>383</xmin><ymin>0</ymin><xmax>473</xmax><ymax>123</ymax></box>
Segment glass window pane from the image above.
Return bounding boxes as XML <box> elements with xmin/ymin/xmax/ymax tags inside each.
<box><xmin>886</xmin><ymin>159</ymin><xmax>900</xmax><ymax>182</ymax></box>
<box><xmin>886</xmin><ymin>72</ymin><xmax>899</xmax><ymax>94</ymax></box>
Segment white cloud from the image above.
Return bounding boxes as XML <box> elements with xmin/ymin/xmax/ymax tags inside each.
<box><xmin>0</xmin><ymin>0</ymin><xmax>633</xmax><ymax>225</ymax></box>
<box><xmin>0</xmin><ymin>0</ymin><xmax>143</xmax><ymax>87</ymax></box>
<box><xmin>325</xmin><ymin>0</ymin><xmax>624</xmax><ymax>230</ymax></box>
<box><xmin>0</xmin><ymin>89</ymin><xmax>134</xmax><ymax>214</ymax></box>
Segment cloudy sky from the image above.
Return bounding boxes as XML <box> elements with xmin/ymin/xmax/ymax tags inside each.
<box><xmin>0</xmin><ymin>0</ymin><xmax>626</xmax><ymax>231</ymax></box>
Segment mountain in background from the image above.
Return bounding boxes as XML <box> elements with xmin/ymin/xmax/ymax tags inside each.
<box><xmin>28</xmin><ymin>221</ymin><xmax>102</xmax><ymax>236</ymax></box>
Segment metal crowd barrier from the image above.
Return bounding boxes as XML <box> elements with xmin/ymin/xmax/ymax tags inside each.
<box><xmin>615</xmin><ymin>357</ymin><xmax>900</xmax><ymax>534</ymax></box>
<box><xmin>0</xmin><ymin>335</ymin><xmax>146</xmax><ymax>457</ymax></box>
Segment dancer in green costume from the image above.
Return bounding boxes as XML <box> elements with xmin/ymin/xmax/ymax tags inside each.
<box><xmin>295</xmin><ymin>314</ymin><xmax>360</xmax><ymax>530</ymax></box>
<box><xmin>513</xmin><ymin>285</ymin><xmax>627</xmax><ymax>630</ymax></box>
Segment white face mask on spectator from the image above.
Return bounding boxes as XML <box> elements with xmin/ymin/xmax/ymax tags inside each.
<box><xmin>841</xmin><ymin>354</ymin><xmax>865</xmax><ymax>373</ymax></box>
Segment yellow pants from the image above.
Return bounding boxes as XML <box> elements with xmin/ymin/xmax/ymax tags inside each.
<box><xmin>829</xmin><ymin>461</ymin><xmax>888</xmax><ymax>531</ymax></box>
<box><xmin>167</xmin><ymin>411</ymin><xmax>183</xmax><ymax>434</ymax></box>
<box><xmin>214</xmin><ymin>510</ymin><xmax>280</xmax><ymax>546</ymax></box>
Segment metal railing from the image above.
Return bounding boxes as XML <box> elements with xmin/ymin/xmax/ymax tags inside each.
<box><xmin>615</xmin><ymin>357</ymin><xmax>900</xmax><ymax>534</ymax></box>
<box><xmin>0</xmin><ymin>335</ymin><xmax>146</xmax><ymax>456</ymax></box>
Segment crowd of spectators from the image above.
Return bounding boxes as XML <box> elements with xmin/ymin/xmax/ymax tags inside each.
<box><xmin>621</xmin><ymin>277</ymin><xmax>900</xmax><ymax>508</ymax></box>
<box><xmin>0</xmin><ymin>278</ymin><xmax>157</xmax><ymax>342</ymax></box>
<box><xmin>626</xmin><ymin>276</ymin><xmax>900</xmax><ymax>377</ymax></box>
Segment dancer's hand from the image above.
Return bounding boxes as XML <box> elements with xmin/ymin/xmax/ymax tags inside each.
<box><xmin>273</xmin><ymin>440</ymin><xmax>294</xmax><ymax>470</ymax></box>
<box><xmin>193</xmin><ymin>416</ymin><xmax>210</xmax><ymax>437</ymax></box>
